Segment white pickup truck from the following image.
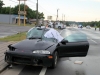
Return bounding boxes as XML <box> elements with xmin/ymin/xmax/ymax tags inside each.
<box><xmin>48</xmin><ymin>22</ymin><xmax>66</xmax><ymax>29</ymax></box>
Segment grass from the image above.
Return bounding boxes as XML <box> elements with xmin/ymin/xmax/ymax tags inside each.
<box><xmin>13</xmin><ymin>24</ymin><xmax>35</xmax><ymax>27</ymax></box>
<box><xmin>0</xmin><ymin>27</ymin><xmax>60</xmax><ymax>42</ymax></box>
<box><xmin>0</xmin><ymin>32</ymin><xmax>27</xmax><ymax>42</ymax></box>
<box><xmin>0</xmin><ymin>23</ymin><xmax>35</xmax><ymax>27</ymax></box>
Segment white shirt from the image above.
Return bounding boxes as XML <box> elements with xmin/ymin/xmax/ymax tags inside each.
<box><xmin>44</xmin><ymin>28</ymin><xmax>63</xmax><ymax>42</ymax></box>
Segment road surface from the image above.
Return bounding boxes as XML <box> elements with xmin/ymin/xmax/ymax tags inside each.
<box><xmin>1</xmin><ymin>27</ymin><xmax>100</xmax><ymax>75</ymax></box>
<box><xmin>0</xmin><ymin>24</ymin><xmax>32</xmax><ymax>38</ymax></box>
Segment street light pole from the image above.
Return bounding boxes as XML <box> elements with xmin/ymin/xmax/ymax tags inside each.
<box><xmin>36</xmin><ymin>0</ymin><xmax>38</xmax><ymax>26</ymax></box>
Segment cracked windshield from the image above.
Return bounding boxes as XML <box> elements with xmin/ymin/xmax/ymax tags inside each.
<box><xmin>0</xmin><ymin>0</ymin><xmax>100</xmax><ymax>75</ymax></box>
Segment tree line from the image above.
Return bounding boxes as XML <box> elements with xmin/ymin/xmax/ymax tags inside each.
<box><xmin>65</xmin><ymin>21</ymin><xmax>100</xmax><ymax>28</ymax></box>
<box><xmin>0</xmin><ymin>0</ymin><xmax>44</xmax><ymax>19</ymax></box>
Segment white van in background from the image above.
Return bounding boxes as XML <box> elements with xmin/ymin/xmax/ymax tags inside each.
<box><xmin>48</xmin><ymin>22</ymin><xmax>66</xmax><ymax>29</ymax></box>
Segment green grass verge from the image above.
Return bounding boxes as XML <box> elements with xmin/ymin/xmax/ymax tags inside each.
<box><xmin>0</xmin><ymin>32</ymin><xmax>27</xmax><ymax>42</ymax></box>
<box><xmin>13</xmin><ymin>24</ymin><xmax>35</xmax><ymax>27</ymax></box>
<box><xmin>0</xmin><ymin>28</ymin><xmax>60</xmax><ymax>42</ymax></box>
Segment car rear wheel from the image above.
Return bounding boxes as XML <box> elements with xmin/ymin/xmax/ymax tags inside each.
<box><xmin>50</xmin><ymin>51</ymin><xmax>58</xmax><ymax>69</ymax></box>
<box><xmin>48</xmin><ymin>25</ymin><xmax>51</xmax><ymax>28</ymax></box>
<box><xmin>58</xmin><ymin>26</ymin><xmax>61</xmax><ymax>29</ymax></box>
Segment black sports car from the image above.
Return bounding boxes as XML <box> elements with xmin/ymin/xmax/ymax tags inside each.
<box><xmin>4</xmin><ymin>27</ymin><xmax>89</xmax><ymax>69</ymax></box>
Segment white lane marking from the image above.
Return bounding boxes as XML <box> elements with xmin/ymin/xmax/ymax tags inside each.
<box><xmin>91</xmin><ymin>39</ymin><xmax>97</xmax><ymax>44</ymax></box>
<box><xmin>60</xmin><ymin>30</ymin><xmax>63</xmax><ymax>34</ymax></box>
<box><xmin>0</xmin><ymin>36</ymin><xmax>6</xmax><ymax>38</ymax></box>
<box><xmin>11</xmin><ymin>30</ymin><xmax>19</xmax><ymax>33</ymax></box>
<box><xmin>1</xmin><ymin>65</ymin><xmax>24</xmax><ymax>75</ymax></box>
<box><xmin>39</xmin><ymin>67</ymin><xmax>47</xmax><ymax>75</ymax></box>
<box><xmin>87</xmin><ymin>37</ymin><xmax>97</xmax><ymax>44</ymax></box>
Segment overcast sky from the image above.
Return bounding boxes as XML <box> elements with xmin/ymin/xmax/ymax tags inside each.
<box><xmin>2</xmin><ymin>0</ymin><xmax>100</xmax><ymax>22</ymax></box>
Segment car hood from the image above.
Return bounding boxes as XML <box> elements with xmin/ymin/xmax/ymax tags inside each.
<box><xmin>11</xmin><ymin>39</ymin><xmax>56</xmax><ymax>51</ymax></box>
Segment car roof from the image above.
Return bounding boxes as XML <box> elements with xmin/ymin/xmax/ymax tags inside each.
<box><xmin>28</xmin><ymin>26</ymin><xmax>50</xmax><ymax>32</ymax></box>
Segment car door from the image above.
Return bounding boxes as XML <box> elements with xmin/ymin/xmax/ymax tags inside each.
<box><xmin>58</xmin><ymin>41</ymin><xmax>89</xmax><ymax>57</ymax></box>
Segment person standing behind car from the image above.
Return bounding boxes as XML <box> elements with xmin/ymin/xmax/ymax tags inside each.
<box><xmin>53</xmin><ymin>22</ymin><xmax>55</xmax><ymax>28</ymax></box>
<box><xmin>95</xmin><ymin>25</ymin><xmax>97</xmax><ymax>31</ymax></box>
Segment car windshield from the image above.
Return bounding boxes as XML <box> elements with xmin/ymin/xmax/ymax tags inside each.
<box><xmin>27</xmin><ymin>27</ymin><xmax>61</xmax><ymax>43</ymax></box>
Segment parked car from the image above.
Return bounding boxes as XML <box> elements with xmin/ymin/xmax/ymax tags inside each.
<box><xmin>26</xmin><ymin>20</ymin><xmax>32</xmax><ymax>25</ymax></box>
<box><xmin>4</xmin><ymin>26</ymin><xmax>89</xmax><ymax>69</ymax></box>
<box><xmin>86</xmin><ymin>25</ymin><xmax>91</xmax><ymax>29</ymax></box>
<box><xmin>48</xmin><ymin>22</ymin><xmax>66</xmax><ymax>29</ymax></box>
<box><xmin>78</xmin><ymin>25</ymin><xmax>83</xmax><ymax>28</ymax></box>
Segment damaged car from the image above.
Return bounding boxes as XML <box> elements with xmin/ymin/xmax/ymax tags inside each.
<box><xmin>4</xmin><ymin>26</ymin><xmax>89</xmax><ymax>69</ymax></box>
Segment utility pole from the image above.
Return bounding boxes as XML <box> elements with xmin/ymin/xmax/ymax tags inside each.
<box><xmin>24</xmin><ymin>0</ymin><xmax>26</xmax><ymax>26</ymax></box>
<box><xmin>56</xmin><ymin>9</ymin><xmax>59</xmax><ymax>22</ymax></box>
<box><xmin>63</xmin><ymin>14</ymin><xmax>65</xmax><ymax>27</ymax></box>
<box><xmin>64</xmin><ymin>14</ymin><xmax>65</xmax><ymax>24</ymax></box>
<box><xmin>9</xmin><ymin>5</ymin><xmax>11</xmax><ymax>24</ymax></box>
<box><xmin>36</xmin><ymin>0</ymin><xmax>38</xmax><ymax>26</ymax></box>
<box><xmin>18</xmin><ymin>0</ymin><xmax>20</xmax><ymax>26</ymax></box>
<box><xmin>62</xmin><ymin>14</ymin><xmax>63</xmax><ymax>23</ymax></box>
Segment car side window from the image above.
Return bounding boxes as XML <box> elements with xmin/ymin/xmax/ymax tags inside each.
<box><xmin>63</xmin><ymin>32</ymin><xmax>87</xmax><ymax>42</ymax></box>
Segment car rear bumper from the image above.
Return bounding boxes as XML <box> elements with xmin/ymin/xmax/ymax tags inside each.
<box><xmin>5</xmin><ymin>51</ymin><xmax>53</xmax><ymax>67</ymax></box>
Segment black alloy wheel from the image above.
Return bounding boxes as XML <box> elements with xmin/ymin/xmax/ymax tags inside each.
<box><xmin>50</xmin><ymin>51</ymin><xmax>58</xmax><ymax>69</ymax></box>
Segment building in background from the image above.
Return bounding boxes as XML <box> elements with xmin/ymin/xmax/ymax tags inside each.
<box><xmin>0</xmin><ymin>14</ymin><xmax>27</xmax><ymax>24</ymax></box>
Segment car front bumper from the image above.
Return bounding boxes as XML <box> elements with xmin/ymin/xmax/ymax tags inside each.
<box><xmin>5</xmin><ymin>51</ymin><xmax>53</xmax><ymax>67</ymax></box>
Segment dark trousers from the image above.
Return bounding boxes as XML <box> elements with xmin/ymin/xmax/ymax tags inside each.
<box><xmin>95</xmin><ymin>28</ymin><xmax>96</xmax><ymax>31</ymax></box>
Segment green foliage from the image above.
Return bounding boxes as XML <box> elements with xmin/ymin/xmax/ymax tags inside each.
<box><xmin>0</xmin><ymin>0</ymin><xmax>4</xmax><ymax>8</ymax></box>
<box><xmin>66</xmin><ymin>22</ymin><xmax>69</xmax><ymax>26</ymax></box>
<box><xmin>0</xmin><ymin>0</ymin><xmax>4</xmax><ymax>13</ymax></box>
<box><xmin>0</xmin><ymin>4</ymin><xmax>44</xmax><ymax>19</ymax></box>
<box><xmin>77</xmin><ymin>21</ymin><xmax>100</xmax><ymax>27</ymax></box>
<box><xmin>0</xmin><ymin>32</ymin><xmax>26</xmax><ymax>42</ymax></box>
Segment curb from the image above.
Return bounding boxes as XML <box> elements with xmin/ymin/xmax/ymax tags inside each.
<box><xmin>0</xmin><ymin>42</ymin><xmax>17</xmax><ymax>73</ymax></box>
<box><xmin>0</xmin><ymin>63</ymin><xmax>10</xmax><ymax>73</ymax></box>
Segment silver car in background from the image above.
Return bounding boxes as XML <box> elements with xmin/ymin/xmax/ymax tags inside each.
<box><xmin>86</xmin><ymin>25</ymin><xmax>91</xmax><ymax>29</ymax></box>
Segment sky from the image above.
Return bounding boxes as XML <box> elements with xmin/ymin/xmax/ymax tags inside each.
<box><xmin>2</xmin><ymin>0</ymin><xmax>100</xmax><ymax>22</ymax></box>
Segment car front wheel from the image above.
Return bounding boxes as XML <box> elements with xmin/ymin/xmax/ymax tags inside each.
<box><xmin>50</xmin><ymin>51</ymin><xmax>58</xmax><ymax>69</ymax></box>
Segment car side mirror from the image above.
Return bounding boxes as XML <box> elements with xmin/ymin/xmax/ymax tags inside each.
<box><xmin>8</xmin><ymin>44</ymin><xmax>12</xmax><ymax>49</ymax></box>
<box><xmin>61</xmin><ymin>40</ymin><xmax>68</xmax><ymax>44</ymax></box>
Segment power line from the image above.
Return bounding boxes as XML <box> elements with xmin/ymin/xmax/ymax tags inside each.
<box><xmin>9</xmin><ymin>0</ymin><xmax>18</xmax><ymax>3</ymax></box>
<box><xmin>26</xmin><ymin>2</ymin><xmax>36</xmax><ymax>8</ymax></box>
<box><xmin>29</xmin><ymin>0</ymin><xmax>37</xmax><ymax>4</ymax></box>
<box><xmin>38</xmin><ymin>4</ymin><xmax>56</xmax><ymax>16</ymax></box>
<box><xmin>27</xmin><ymin>0</ymin><xmax>56</xmax><ymax>16</ymax></box>
<box><xmin>27</xmin><ymin>0</ymin><xmax>36</xmax><ymax>5</ymax></box>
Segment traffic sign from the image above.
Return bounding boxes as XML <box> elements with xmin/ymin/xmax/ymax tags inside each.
<box><xmin>18</xmin><ymin>11</ymin><xmax>26</xmax><ymax>15</ymax></box>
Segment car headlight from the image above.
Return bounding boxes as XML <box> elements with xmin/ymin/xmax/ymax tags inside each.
<box><xmin>33</xmin><ymin>50</ymin><xmax>50</xmax><ymax>54</ymax></box>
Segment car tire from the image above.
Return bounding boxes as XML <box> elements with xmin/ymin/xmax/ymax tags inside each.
<box><xmin>50</xmin><ymin>51</ymin><xmax>58</xmax><ymax>69</ymax></box>
<box><xmin>58</xmin><ymin>26</ymin><xmax>61</xmax><ymax>29</ymax></box>
<box><xmin>5</xmin><ymin>55</ymin><xmax>17</xmax><ymax>66</ymax></box>
<box><xmin>5</xmin><ymin>55</ymin><xmax>11</xmax><ymax>65</ymax></box>
<box><xmin>48</xmin><ymin>25</ymin><xmax>51</xmax><ymax>28</ymax></box>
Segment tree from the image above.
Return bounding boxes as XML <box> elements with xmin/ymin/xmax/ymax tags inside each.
<box><xmin>0</xmin><ymin>0</ymin><xmax>4</xmax><ymax>13</ymax></box>
<box><xmin>38</xmin><ymin>12</ymin><xmax>44</xmax><ymax>19</ymax></box>
<box><xmin>13</xmin><ymin>4</ymin><xmax>44</xmax><ymax>19</ymax></box>
<box><xmin>0</xmin><ymin>0</ymin><xmax>4</xmax><ymax>8</ymax></box>
<box><xmin>66</xmin><ymin>22</ymin><xmax>69</xmax><ymax>26</ymax></box>
<box><xmin>0</xmin><ymin>4</ymin><xmax>44</xmax><ymax>19</ymax></box>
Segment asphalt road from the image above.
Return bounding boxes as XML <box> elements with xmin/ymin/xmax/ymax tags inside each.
<box><xmin>1</xmin><ymin>27</ymin><xmax>100</xmax><ymax>75</ymax></box>
<box><xmin>0</xmin><ymin>24</ymin><xmax>32</xmax><ymax>38</ymax></box>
